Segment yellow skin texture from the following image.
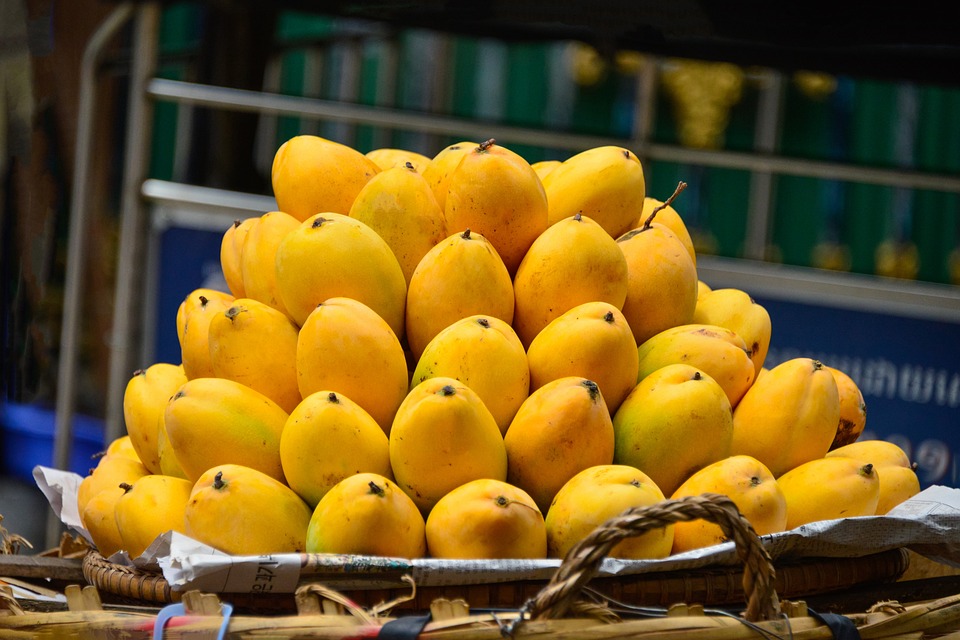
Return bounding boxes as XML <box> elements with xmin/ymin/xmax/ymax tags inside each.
<box><xmin>697</xmin><ymin>280</ymin><xmax>713</xmax><ymax>300</ymax></box>
<box><xmin>616</xmin><ymin>222</ymin><xmax>698</xmax><ymax>347</ymax></box>
<box><xmin>208</xmin><ymin>297</ymin><xmax>301</xmax><ymax>413</ymax></box>
<box><xmin>826</xmin><ymin>440</ymin><xmax>920</xmax><ymax>514</ymax></box>
<box><xmin>531</xmin><ymin>160</ymin><xmax>561</xmax><ymax>181</ymax></box>
<box><xmin>239</xmin><ymin>211</ymin><xmax>301</xmax><ymax>318</ymax></box>
<box><xmin>545</xmin><ymin>465</ymin><xmax>672</xmax><ymax>560</ymax></box>
<box><xmin>669</xmin><ymin>455</ymin><xmax>787</xmax><ymax>554</ymax></box>
<box><xmin>421</xmin><ymin>141</ymin><xmax>477</xmax><ymax>213</ymax></box>
<box><xmin>275</xmin><ymin>213</ymin><xmax>407</xmax><ymax>337</ymax></box>
<box><xmin>185</xmin><ymin>464</ymin><xmax>312</xmax><ymax>555</ymax></box>
<box><xmin>349</xmin><ymin>163</ymin><xmax>448</xmax><ymax>285</ymax></box>
<box><xmin>693</xmin><ymin>288</ymin><xmax>772</xmax><ymax>378</ymax></box>
<box><xmin>307</xmin><ymin>472</ymin><xmax>426</xmax><ymax>557</ymax></box>
<box><xmin>405</xmin><ymin>229</ymin><xmax>514</xmax><ymax>361</ymax></box>
<box><xmin>176</xmin><ymin>288</ymin><xmax>234</xmax><ymax>346</ymax></box>
<box><xmin>825</xmin><ymin>366</ymin><xmax>868</xmax><ymax>449</ymax></box>
<box><xmin>219</xmin><ymin>217</ymin><xmax>256</xmax><ymax>298</ymax></box>
<box><xmin>164</xmin><ymin>377</ymin><xmax>289</xmax><ymax>484</ymax></box>
<box><xmin>505</xmin><ymin>377</ymin><xmax>615</xmax><ymax>514</ymax></box>
<box><xmin>526</xmin><ymin>301</ymin><xmax>638</xmax><ymax>415</ymax></box>
<box><xmin>280</xmin><ymin>391</ymin><xmax>392</xmax><ymax>508</ymax></box>
<box><xmin>122</xmin><ymin>363</ymin><xmax>188</xmax><ymax>474</ymax></box>
<box><xmin>513</xmin><ymin>214</ymin><xmax>628</xmax><ymax>348</ymax></box>
<box><xmin>613</xmin><ymin>364</ymin><xmax>734</xmax><ymax>498</ymax></box>
<box><xmin>114</xmin><ymin>475</ymin><xmax>192</xmax><ymax>558</ymax></box>
<box><xmin>365</xmin><ymin>148</ymin><xmax>432</xmax><ymax>173</ymax></box>
<box><xmin>389</xmin><ymin>377</ymin><xmax>507</xmax><ymax>514</ymax></box>
<box><xmin>872</xmin><ymin>465</ymin><xmax>922</xmax><ymax>515</ymax></box>
<box><xmin>444</xmin><ymin>141</ymin><xmax>548</xmax><ymax>275</ymax></box>
<box><xmin>156</xmin><ymin>422</ymin><xmax>188</xmax><ymax>480</ymax></box>
<box><xmin>105</xmin><ymin>435</ymin><xmax>141</xmax><ymax>462</ymax></box>
<box><xmin>179</xmin><ymin>295</ymin><xmax>233</xmax><ymax>380</ymax></box>
<box><xmin>271</xmin><ymin>134</ymin><xmax>381</xmax><ymax>221</ymax></box>
<box><xmin>411</xmin><ymin>315</ymin><xmax>529</xmax><ymax>436</ymax></box>
<box><xmin>827</xmin><ymin>440</ymin><xmax>911</xmax><ymax>469</ymax></box>
<box><xmin>76</xmin><ymin>454</ymin><xmax>150</xmax><ymax>518</ymax></box>
<box><xmin>296</xmin><ymin>297</ymin><xmax>409</xmax><ymax>436</ymax></box>
<box><xmin>80</xmin><ymin>485</ymin><xmax>125</xmax><ymax>558</ymax></box>
<box><xmin>629</xmin><ymin>197</ymin><xmax>697</xmax><ymax>266</ymax></box>
<box><xmin>542</xmin><ymin>146</ymin><xmax>646</xmax><ymax>238</ymax></box>
<box><xmin>776</xmin><ymin>456</ymin><xmax>879</xmax><ymax>529</ymax></box>
<box><xmin>731</xmin><ymin>358</ymin><xmax>840</xmax><ymax>478</ymax></box>
<box><xmin>636</xmin><ymin>324</ymin><xmax>755</xmax><ymax>409</ymax></box>
<box><xmin>426</xmin><ymin>478</ymin><xmax>546</xmax><ymax>560</ymax></box>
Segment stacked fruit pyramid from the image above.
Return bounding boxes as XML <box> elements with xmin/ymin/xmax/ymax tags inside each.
<box><xmin>77</xmin><ymin>136</ymin><xmax>922</xmax><ymax>564</ymax></box>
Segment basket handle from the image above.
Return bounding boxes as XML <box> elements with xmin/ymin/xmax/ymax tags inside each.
<box><xmin>527</xmin><ymin>493</ymin><xmax>781</xmax><ymax>622</ymax></box>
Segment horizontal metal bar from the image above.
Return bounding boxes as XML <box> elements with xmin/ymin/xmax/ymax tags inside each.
<box><xmin>147</xmin><ymin>77</ymin><xmax>960</xmax><ymax>195</ymax></box>
<box><xmin>142</xmin><ymin>178</ymin><xmax>277</xmax><ymax>214</ymax></box>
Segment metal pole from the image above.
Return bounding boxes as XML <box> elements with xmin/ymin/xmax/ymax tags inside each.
<box><xmin>49</xmin><ymin>2</ymin><xmax>134</xmax><ymax>549</ymax></box>
<box><xmin>104</xmin><ymin>3</ymin><xmax>160</xmax><ymax>444</ymax></box>
<box><xmin>744</xmin><ymin>69</ymin><xmax>785</xmax><ymax>260</ymax></box>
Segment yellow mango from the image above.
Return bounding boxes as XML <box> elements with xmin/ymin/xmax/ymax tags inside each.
<box><xmin>185</xmin><ymin>464</ymin><xmax>312</xmax><ymax>555</ymax></box>
<box><xmin>405</xmin><ymin>229</ymin><xmax>514</xmax><ymax>361</ymax></box>
<box><xmin>164</xmin><ymin>377</ymin><xmax>288</xmax><ymax>483</ymax></box>
<box><xmin>365</xmin><ymin>147</ymin><xmax>432</xmax><ymax>173</ymax></box>
<box><xmin>296</xmin><ymin>297</ymin><xmax>408</xmax><ymax>435</ymax></box>
<box><xmin>306</xmin><ymin>472</ymin><xmax>426</xmax><ymax>557</ymax></box>
<box><xmin>207</xmin><ymin>297</ymin><xmax>301</xmax><ymax>413</ymax></box>
<box><xmin>239</xmin><ymin>210</ymin><xmax>300</xmax><ymax>318</ymax></box>
<box><xmin>389</xmin><ymin>377</ymin><xmax>507</xmax><ymax>514</ymax></box>
<box><xmin>526</xmin><ymin>301</ymin><xmax>638</xmax><ymax>415</ymax></box>
<box><xmin>76</xmin><ymin>454</ymin><xmax>150</xmax><ymax>517</ymax></box>
<box><xmin>613</xmin><ymin>364</ymin><xmax>734</xmax><ymax>497</ymax></box>
<box><xmin>444</xmin><ymin>139</ymin><xmax>548</xmax><ymax>275</ymax></box>
<box><xmin>80</xmin><ymin>485</ymin><xmax>125</xmax><ymax>558</ymax></box>
<box><xmin>826</xmin><ymin>440</ymin><xmax>920</xmax><ymax>514</ymax></box>
<box><xmin>180</xmin><ymin>294</ymin><xmax>233</xmax><ymax>380</ymax></box>
<box><xmin>513</xmin><ymin>214</ymin><xmax>628</xmax><ymax>348</ymax></box>
<box><xmin>617</xmin><ymin>222</ymin><xmax>698</xmax><ymax>346</ymax></box>
<box><xmin>825</xmin><ymin>366</ymin><xmax>867</xmax><ymax>449</ymax></box>
<box><xmin>421</xmin><ymin>140</ymin><xmax>477</xmax><ymax>214</ymax></box>
<box><xmin>629</xmin><ymin>196</ymin><xmax>697</xmax><ymax>266</ymax></box>
<box><xmin>275</xmin><ymin>213</ymin><xmax>407</xmax><ymax>335</ymax></box>
<box><xmin>693</xmin><ymin>288</ymin><xmax>772</xmax><ymax>378</ymax></box>
<box><xmin>731</xmin><ymin>358</ymin><xmax>840</xmax><ymax>477</ymax></box>
<box><xmin>348</xmin><ymin>162</ymin><xmax>447</xmax><ymax>285</ymax></box>
<box><xmin>122</xmin><ymin>363</ymin><xmax>188</xmax><ymax>473</ymax></box>
<box><xmin>176</xmin><ymin>288</ymin><xmax>233</xmax><ymax>350</ymax></box>
<box><xmin>637</xmin><ymin>324</ymin><xmax>755</xmax><ymax>408</ymax></box>
<box><xmin>545</xmin><ymin>465</ymin><xmax>671</xmax><ymax>560</ymax></box>
<box><xmin>411</xmin><ymin>315</ymin><xmax>529</xmax><ymax>435</ymax></box>
<box><xmin>531</xmin><ymin>159</ymin><xmax>561</xmax><ymax>180</ymax></box>
<box><xmin>280</xmin><ymin>390</ymin><xmax>392</xmax><ymax>507</ymax></box>
<box><xmin>219</xmin><ymin>217</ymin><xmax>256</xmax><ymax>298</ymax></box>
<box><xmin>542</xmin><ymin>145</ymin><xmax>645</xmax><ymax>238</ymax></box>
<box><xmin>114</xmin><ymin>474</ymin><xmax>192</xmax><ymax>558</ymax></box>
<box><xmin>271</xmin><ymin>134</ymin><xmax>380</xmax><ymax>221</ymax></box>
<box><xmin>425</xmin><ymin>478</ymin><xmax>546</xmax><ymax>559</ymax></box>
<box><xmin>826</xmin><ymin>439</ymin><xmax>911</xmax><ymax>469</ymax></box>
<box><xmin>697</xmin><ymin>280</ymin><xmax>713</xmax><ymax>300</ymax></box>
<box><xmin>669</xmin><ymin>455</ymin><xmax>787</xmax><ymax>554</ymax></box>
<box><xmin>777</xmin><ymin>456</ymin><xmax>879</xmax><ymax>529</ymax></box>
<box><xmin>105</xmin><ymin>435</ymin><xmax>141</xmax><ymax>462</ymax></box>
<box><xmin>156</xmin><ymin>422</ymin><xmax>188</xmax><ymax>480</ymax></box>
<box><xmin>873</xmin><ymin>465</ymin><xmax>922</xmax><ymax>515</ymax></box>
<box><xmin>505</xmin><ymin>377</ymin><xmax>615</xmax><ymax>513</ymax></box>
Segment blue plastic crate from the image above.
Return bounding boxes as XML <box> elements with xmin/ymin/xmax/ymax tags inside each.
<box><xmin>0</xmin><ymin>402</ymin><xmax>106</xmax><ymax>481</ymax></box>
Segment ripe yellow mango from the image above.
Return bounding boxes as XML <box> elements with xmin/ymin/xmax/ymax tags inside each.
<box><xmin>105</xmin><ymin>435</ymin><xmax>141</xmax><ymax>462</ymax></box>
<box><xmin>280</xmin><ymin>390</ymin><xmax>392</xmax><ymax>507</ymax></box>
<box><xmin>531</xmin><ymin>159</ymin><xmax>561</xmax><ymax>180</ymax></box>
<box><xmin>114</xmin><ymin>474</ymin><xmax>192</xmax><ymax>558</ymax></box>
<box><xmin>827</xmin><ymin>440</ymin><xmax>911</xmax><ymax>469</ymax></box>
<box><xmin>365</xmin><ymin>147</ymin><xmax>432</xmax><ymax>173</ymax></box>
<box><xmin>411</xmin><ymin>315</ymin><xmax>529</xmax><ymax>435</ymax></box>
<box><xmin>179</xmin><ymin>294</ymin><xmax>233</xmax><ymax>380</ymax></box>
<box><xmin>731</xmin><ymin>358</ymin><xmax>840</xmax><ymax>477</ymax></box>
<box><xmin>389</xmin><ymin>377</ymin><xmax>507</xmax><ymax>514</ymax></box>
<box><xmin>444</xmin><ymin>139</ymin><xmax>548</xmax><ymax>274</ymax></box>
<box><xmin>306</xmin><ymin>472</ymin><xmax>426</xmax><ymax>557</ymax></box>
<box><xmin>122</xmin><ymin>363</ymin><xmax>188</xmax><ymax>473</ymax></box>
<box><xmin>826</xmin><ymin>440</ymin><xmax>920</xmax><ymax>514</ymax></box>
<box><xmin>613</xmin><ymin>364</ymin><xmax>734</xmax><ymax>497</ymax></box>
<box><xmin>80</xmin><ymin>485</ymin><xmax>125</xmax><ymax>558</ymax></box>
<box><xmin>421</xmin><ymin>140</ymin><xmax>476</xmax><ymax>212</ymax></box>
<box><xmin>207</xmin><ymin>297</ymin><xmax>301</xmax><ymax>413</ymax></box>
<box><xmin>527</xmin><ymin>301</ymin><xmax>637</xmax><ymax>415</ymax></box>
<box><xmin>505</xmin><ymin>377</ymin><xmax>615</xmax><ymax>513</ymax></box>
<box><xmin>637</xmin><ymin>324</ymin><xmax>755</xmax><ymax>408</ymax></box>
<box><xmin>628</xmin><ymin>196</ymin><xmax>697</xmax><ymax>266</ymax></box>
<box><xmin>156</xmin><ymin>422</ymin><xmax>188</xmax><ymax>480</ymax></box>
<box><xmin>275</xmin><ymin>213</ymin><xmax>407</xmax><ymax>336</ymax></box>
<box><xmin>617</xmin><ymin>222</ymin><xmax>698</xmax><ymax>346</ymax></box>
<box><xmin>777</xmin><ymin>456</ymin><xmax>879</xmax><ymax>529</ymax></box>
<box><xmin>239</xmin><ymin>210</ymin><xmax>300</xmax><ymax>318</ymax></box>
<box><xmin>296</xmin><ymin>297</ymin><xmax>408</xmax><ymax>435</ymax></box>
<box><xmin>271</xmin><ymin>134</ymin><xmax>380</xmax><ymax>221</ymax></box>
<box><xmin>425</xmin><ymin>478</ymin><xmax>546</xmax><ymax>559</ymax></box>
<box><xmin>825</xmin><ymin>366</ymin><xmax>867</xmax><ymax>450</ymax></box>
<box><xmin>405</xmin><ymin>229</ymin><xmax>514</xmax><ymax>361</ymax></box>
<box><xmin>542</xmin><ymin>146</ymin><xmax>645</xmax><ymax>238</ymax></box>
<box><xmin>513</xmin><ymin>214</ymin><xmax>628</xmax><ymax>348</ymax></box>
<box><xmin>693</xmin><ymin>288</ymin><xmax>772</xmax><ymax>378</ymax></box>
<box><xmin>164</xmin><ymin>377</ymin><xmax>288</xmax><ymax>483</ymax></box>
<box><xmin>669</xmin><ymin>455</ymin><xmax>787</xmax><ymax>554</ymax></box>
<box><xmin>176</xmin><ymin>288</ymin><xmax>234</xmax><ymax>347</ymax></box>
<box><xmin>545</xmin><ymin>465</ymin><xmax>671</xmax><ymax>560</ymax></box>
<box><xmin>349</xmin><ymin>162</ymin><xmax>447</xmax><ymax>285</ymax></box>
<box><xmin>219</xmin><ymin>217</ymin><xmax>256</xmax><ymax>298</ymax></box>
<box><xmin>873</xmin><ymin>465</ymin><xmax>922</xmax><ymax>515</ymax></box>
<box><xmin>185</xmin><ymin>464</ymin><xmax>312</xmax><ymax>555</ymax></box>
<box><xmin>76</xmin><ymin>454</ymin><xmax>150</xmax><ymax>518</ymax></box>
